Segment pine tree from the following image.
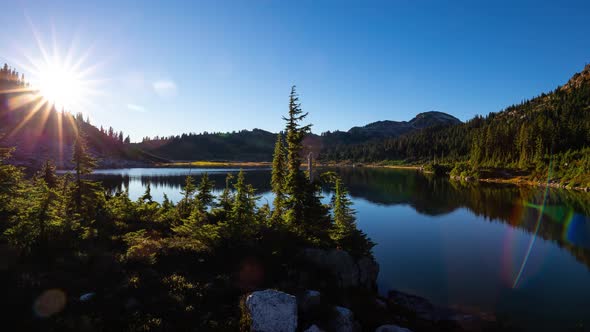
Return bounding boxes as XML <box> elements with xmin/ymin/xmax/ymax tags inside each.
<box><xmin>328</xmin><ymin>175</ymin><xmax>374</xmax><ymax>256</ymax></box>
<box><xmin>0</xmin><ymin>148</ymin><xmax>23</xmax><ymax>219</ymax></box>
<box><xmin>331</xmin><ymin>177</ymin><xmax>356</xmax><ymax>242</ymax></box>
<box><xmin>39</xmin><ymin>160</ymin><xmax>58</xmax><ymax>188</ymax></box>
<box><xmin>196</xmin><ymin>173</ymin><xmax>215</xmax><ymax>212</ymax></box>
<box><xmin>140</xmin><ymin>183</ymin><xmax>153</xmax><ymax>202</ymax></box>
<box><xmin>283</xmin><ymin>86</ymin><xmax>312</xmax><ymax>226</ymax></box>
<box><xmin>470</xmin><ymin>131</ymin><xmax>482</xmax><ymax>168</ymax></box>
<box><xmin>72</xmin><ymin>134</ymin><xmax>97</xmax><ymax>212</ymax></box>
<box><xmin>535</xmin><ymin>135</ymin><xmax>544</xmax><ymax>162</ymax></box>
<box><xmin>230</xmin><ymin>170</ymin><xmax>257</xmax><ymax>225</ymax></box>
<box><xmin>213</xmin><ymin>173</ymin><xmax>234</xmax><ymax>221</ymax></box>
<box><xmin>172</xmin><ymin>207</ymin><xmax>220</xmax><ymax>248</ymax></box>
<box><xmin>162</xmin><ymin>194</ymin><xmax>174</xmax><ymax>211</ymax></box>
<box><xmin>271</xmin><ymin>133</ymin><xmax>286</xmax><ymax>222</ymax></box>
<box><xmin>179</xmin><ymin>175</ymin><xmax>197</xmax><ymax>217</ymax></box>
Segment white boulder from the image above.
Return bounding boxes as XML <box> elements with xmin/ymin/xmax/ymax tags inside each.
<box><xmin>245</xmin><ymin>289</ymin><xmax>297</xmax><ymax>332</ymax></box>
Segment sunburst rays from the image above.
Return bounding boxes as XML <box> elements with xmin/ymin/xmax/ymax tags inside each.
<box><xmin>0</xmin><ymin>21</ymin><xmax>103</xmax><ymax>154</ymax></box>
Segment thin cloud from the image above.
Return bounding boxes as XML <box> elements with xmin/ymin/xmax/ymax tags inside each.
<box><xmin>127</xmin><ymin>103</ymin><xmax>147</xmax><ymax>112</ymax></box>
<box><xmin>153</xmin><ymin>79</ymin><xmax>178</xmax><ymax>97</ymax></box>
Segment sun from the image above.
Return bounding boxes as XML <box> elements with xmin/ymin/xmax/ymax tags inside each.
<box><xmin>0</xmin><ymin>24</ymin><xmax>105</xmax><ymax>158</ymax></box>
<box><xmin>12</xmin><ymin>25</ymin><xmax>103</xmax><ymax>113</ymax></box>
<box><xmin>36</xmin><ymin>61</ymin><xmax>84</xmax><ymax>109</ymax></box>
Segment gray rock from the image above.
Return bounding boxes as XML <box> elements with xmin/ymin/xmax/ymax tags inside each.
<box><xmin>375</xmin><ymin>325</ymin><xmax>413</xmax><ymax>332</ymax></box>
<box><xmin>331</xmin><ymin>306</ymin><xmax>358</xmax><ymax>332</ymax></box>
<box><xmin>245</xmin><ymin>289</ymin><xmax>297</xmax><ymax>332</ymax></box>
<box><xmin>79</xmin><ymin>292</ymin><xmax>95</xmax><ymax>302</ymax></box>
<box><xmin>358</xmin><ymin>256</ymin><xmax>379</xmax><ymax>289</ymax></box>
<box><xmin>302</xmin><ymin>248</ymin><xmax>379</xmax><ymax>289</ymax></box>
<box><xmin>299</xmin><ymin>290</ymin><xmax>321</xmax><ymax>314</ymax></box>
<box><xmin>304</xmin><ymin>324</ymin><xmax>325</xmax><ymax>332</ymax></box>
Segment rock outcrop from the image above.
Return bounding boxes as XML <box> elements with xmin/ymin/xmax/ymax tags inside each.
<box><xmin>301</xmin><ymin>248</ymin><xmax>379</xmax><ymax>290</ymax></box>
<box><xmin>561</xmin><ymin>63</ymin><xmax>590</xmax><ymax>91</ymax></box>
<box><xmin>330</xmin><ymin>306</ymin><xmax>359</xmax><ymax>332</ymax></box>
<box><xmin>298</xmin><ymin>290</ymin><xmax>321</xmax><ymax>314</ymax></box>
<box><xmin>245</xmin><ymin>289</ymin><xmax>298</xmax><ymax>332</ymax></box>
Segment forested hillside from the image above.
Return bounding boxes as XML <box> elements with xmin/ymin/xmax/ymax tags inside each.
<box><xmin>136</xmin><ymin>129</ymin><xmax>277</xmax><ymax>161</ymax></box>
<box><xmin>136</xmin><ymin>112</ymin><xmax>460</xmax><ymax>162</ymax></box>
<box><xmin>322</xmin><ymin>64</ymin><xmax>590</xmax><ymax>187</ymax></box>
<box><xmin>319</xmin><ymin>111</ymin><xmax>461</xmax><ymax>146</ymax></box>
<box><xmin>0</xmin><ymin>64</ymin><xmax>165</xmax><ymax>168</ymax></box>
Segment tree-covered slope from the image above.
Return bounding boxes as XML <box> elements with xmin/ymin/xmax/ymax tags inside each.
<box><xmin>135</xmin><ymin>129</ymin><xmax>278</xmax><ymax>161</ymax></box>
<box><xmin>321</xmin><ymin>64</ymin><xmax>590</xmax><ymax>186</ymax></box>
<box><xmin>319</xmin><ymin>111</ymin><xmax>461</xmax><ymax>147</ymax></box>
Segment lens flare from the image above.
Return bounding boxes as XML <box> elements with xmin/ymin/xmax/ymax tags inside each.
<box><xmin>511</xmin><ymin>156</ymin><xmax>553</xmax><ymax>289</ymax></box>
<box><xmin>563</xmin><ymin>213</ymin><xmax>590</xmax><ymax>248</ymax></box>
<box><xmin>33</xmin><ymin>289</ymin><xmax>67</xmax><ymax>318</ymax></box>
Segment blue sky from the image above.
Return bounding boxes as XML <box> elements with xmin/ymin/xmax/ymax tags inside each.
<box><xmin>1</xmin><ymin>0</ymin><xmax>589</xmax><ymax>141</ymax></box>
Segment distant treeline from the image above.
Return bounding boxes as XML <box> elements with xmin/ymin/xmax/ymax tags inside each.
<box><xmin>136</xmin><ymin>129</ymin><xmax>277</xmax><ymax>161</ymax></box>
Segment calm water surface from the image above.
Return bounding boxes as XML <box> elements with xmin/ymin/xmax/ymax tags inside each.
<box><xmin>89</xmin><ymin>167</ymin><xmax>590</xmax><ymax>331</ymax></box>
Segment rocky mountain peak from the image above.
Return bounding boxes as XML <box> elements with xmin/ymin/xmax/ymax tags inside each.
<box><xmin>561</xmin><ymin>63</ymin><xmax>590</xmax><ymax>91</ymax></box>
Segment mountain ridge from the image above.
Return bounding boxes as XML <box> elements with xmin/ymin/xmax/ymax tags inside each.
<box><xmin>347</xmin><ymin>111</ymin><xmax>461</xmax><ymax>138</ymax></box>
<box><xmin>135</xmin><ymin>111</ymin><xmax>462</xmax><ymax>161</ymax></box>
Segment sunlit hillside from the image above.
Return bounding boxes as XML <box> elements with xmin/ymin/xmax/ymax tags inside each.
<box><xmin>0</xmin><ymin>65</ymin><xmax>165</xmax><ymax>168</ymax></box>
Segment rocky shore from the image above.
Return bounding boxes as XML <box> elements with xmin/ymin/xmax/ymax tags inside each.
<box><xmin>241</xmin><ymin>248</ymin><xmax>507</xmax><ymax>332</ymax></box>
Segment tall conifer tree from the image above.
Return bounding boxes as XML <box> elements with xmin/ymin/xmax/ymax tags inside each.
<box><xmin>283</xmin><ymin>86</ymin><xmax>311</xmax><ymax>226</ymax></box>
<box><xmin>271</xmin><ymin>134</ymin><xmax>286</xmax><ymax>222</ymax></box>
<box><xmin>72</xmin><ymin>133</ymin><xmax>97</xmax><ymax>212</ymax></box>
<box><xmin>196</xmin><ymin>173</ymin><xmax>215</xmax><ymax>212</ymax></box>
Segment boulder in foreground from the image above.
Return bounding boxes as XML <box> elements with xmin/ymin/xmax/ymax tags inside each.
<box><xmin>301</xmin><ymin>248</ymin><xmax>379</xmax><ymax>290</ymax></box>
<box><xmin>245</xmin><ymin>289</ymin><xmax>297</xmax><ymax>332</ymax></box>
<box><xmin>330</xmin><ymin>306</ymin><xmax>359</xmax><ymax>332</ymax></box>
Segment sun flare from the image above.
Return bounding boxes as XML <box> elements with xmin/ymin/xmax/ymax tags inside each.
<box><xmin>0</xmin><ymin>24</ymin><xmax>105</xmax><ymax>147</ymax></box>
<box><xmin>36</xmin><ymin>61</ymin><xmax>84</xmax><ymax>109</ymax></box>
<box><xmin>12</xmin><ymin>26</ymin><xmax>103</xmax><ymax>113</ymax></box>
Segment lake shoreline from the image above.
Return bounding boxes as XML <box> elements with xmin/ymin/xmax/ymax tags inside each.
<box><xmin>156</xmin><ymin>160</ymin><xmax>272</xmax><ymax>168</ymax></box>
<box><xmin>342</xmin><ymin>162</ymin><xmax>590</xmax><ymax>193</ymax></box>
<box><xmin>97</xmin><ymin>159</ymin><xmax>590</xmax><ymax>193</ymax></box>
